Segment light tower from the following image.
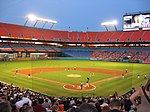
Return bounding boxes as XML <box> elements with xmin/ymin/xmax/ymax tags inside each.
<box><xmin>24</xmin><ymin>14</ymin><xmax>57</xmax><ymax>29</ymax></box>
<box><xmin>101</xmin><ymin>20</ymin><xmax>118</xmax><ymax>31</ymax></box>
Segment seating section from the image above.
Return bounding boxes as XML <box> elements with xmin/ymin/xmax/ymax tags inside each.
<box><xmin>0</xmin><ymin>22</ymin><xmax>20</xmax><ymax>37</ymax></box>
<box><xmin>0</xmin><ymin>81</ymin><xmax>137</xmax><ymax>112</ymax></box>
<box><xmin>0</xmin><ymin>43</ymin><xmax>61</xmax><ymax>53</ymax></box>
<box><xmin>142</xmin><ymin>30</ymin><xmax>150</xmax><ymax>42</ymax></box>
<box><xmin>57</xmin><ymin>30</ymin><xmax>69</xmax><ymax>42</ymax></box>
<box><xmin>0</xmin><ymin>43</ymin><xmax>13</xmax><ymax>52</ymax></box>
<box><xmin>0</xmin><ymin>25</ymin><xmax>8</xmax><ymax>36</ymax></box>
<box><xmin>86</xmin><ymin>32</ymin><xmax>98</xmax><ymax>42</ymax></box>
<box><xmin>96</xmin><ymin>32</ymin><xmax>106</xmax><ymax>42</ymax></box>
<box><xmin>69</xmin><ymin>32</ymin><xmax>78</xmax><ymax>42</ymax></box>
<box><xmin>130</xmin><ymin>31</ymin><xmax>143</xmax><ymax>42</ymax></box>
<box><xmin>119</xmin><ymin>31</ymin><xmax>133</xmax><ymax>42</ymax></box>
<box><xmin>109</xmin><ymin>32</ymin><xmax>123</xmax><ymax>42</ymax></box>
<box><xmin>10</xmin><ymin>44</ymin><xmax>25</xmax><ymax>52</ymax></box>
<box><xmin>0</xmin><ymin>22</ymin><xmax>150</xmax><ymax>42</ymax></box>
<box><xmin>61</xmin><ymin>48</ymin><xmax>92</xmax><ymax>57</ymax></box>
<box><xmin>143</xmin><ymin>54</ymin><xmax>150</xmax><ymax>63</ymax></box>
<box><xmin>90</xmin><ymin>50</ymin><xmax>150</xmax><ymax>63</ymax></box>
<box><xmin>100</xmin><ymin>31</ymin><xmax>114</xmax><ymax>42</ymax></box>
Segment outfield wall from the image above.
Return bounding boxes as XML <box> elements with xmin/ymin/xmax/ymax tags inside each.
<box><xmin>54</xmin><ymin>57</ymin><xmax>89</xmax><ymax>60</ymax></box>
<box><xmin>53</xmin><ymin>57</ymin><xmax>143</xmax><ymax>64</ymax></box>
<box><xmin>0</xmin><ymin>56</ymin><xmax>145</xmax><ymax>64</ymax></box>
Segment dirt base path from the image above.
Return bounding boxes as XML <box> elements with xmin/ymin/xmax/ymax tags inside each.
<box><xmin>63</xmin><ymin>84</ymin><xmax>96</xmax><ymax>91</ymax></box>
<box><xmin>12</xmin><ymin>67</ymin><xmax>130</xmax><ymax>91</ymax></box>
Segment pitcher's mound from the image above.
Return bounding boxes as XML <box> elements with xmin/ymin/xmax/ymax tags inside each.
<box><xmin>67</xmin><ymin>74</ymin><xmax>81</xmax><ymax>78</ymax></box>
<box><xmin>63</xmin><ymin>84</ymin><xmax>96</xmax><ymax>91</ymax></box>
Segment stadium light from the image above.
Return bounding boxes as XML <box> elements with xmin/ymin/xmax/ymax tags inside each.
<box><xmin>27</xmin><ymin>14</ymin><xmax>37</xmax><ymax>21</ymax></box>
<box><xmin>24</xmin><ymin>14</ymin><xmax>57</xmax><ymax>29</ymax></box>
<box><xmin>101</xmin><ymin>20</ymin><xmax>118</xmax><ymax>26</ymax></box>
<box><xmin>101</xmin><ymin>20</ymin><xmax>118</xmax><ymax>31</ymax></box>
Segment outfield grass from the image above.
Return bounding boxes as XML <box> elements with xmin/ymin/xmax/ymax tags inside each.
<box><xmin>0</xmin><ymin>60</ymin><xmax>149</xmax><ymax>97</ymax></box>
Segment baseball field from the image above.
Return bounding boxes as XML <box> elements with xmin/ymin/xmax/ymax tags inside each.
<box><xmin>0</xmin><ymin>60</ymin><xmax>149</xmax><ymax>97</ymax></box>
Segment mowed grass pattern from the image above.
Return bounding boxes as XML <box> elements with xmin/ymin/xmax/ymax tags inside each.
<box><xmin>0</xmin><ymin>60</ymin><xmax>150</xmax><ymax>97</ymax></box>
<box><xmin>36</xmin><ymin>70</ymin><xmax>111</xmax><ymax>83</ymax></box>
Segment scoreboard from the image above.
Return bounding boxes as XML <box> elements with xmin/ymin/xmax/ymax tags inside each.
<box><xmin>123</xmin><ymin>13</ymin><xmax>150</xmax><ymax>31</ymax></box>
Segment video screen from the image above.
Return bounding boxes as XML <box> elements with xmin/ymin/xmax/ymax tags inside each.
<box><xmin>123</xmin><ymin>13</ymin><xmax>150</xmax><ymax>31</ymax></box>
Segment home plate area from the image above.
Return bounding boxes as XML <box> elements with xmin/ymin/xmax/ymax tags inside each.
<box><xmin>63</xmin><ymin>84</ymin><xmax>96</xmax><ymax>91</ymax></box>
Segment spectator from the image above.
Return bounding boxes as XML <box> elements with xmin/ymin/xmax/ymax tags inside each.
<box><xmin>32</xmin><ymin>100</ymin><xmax>46</xmax><ymax>112</ymax></box>
<box><xmin>58</xmin><ymin>100</ymin><xmax>64</xmax><ymax>112</ymax></box>
<box><xmin>108</xmin><ymin>99</ymin><xmax>123</xmax><ymax>112</ymax></box>
<box><xmin>66</xmin><ymin>107</ymin><xmax>77</xmax><ymax>112</ymax></box>
<box><xmin>0</xmin><ymin>96</ymin><xmax>11</xmax><ymax>112</ymax></box>
<box><xmin>123</xmin><ymin>95</ymin><xmax>132</xmax><ymax>112</ymax></box>
<box><xmin>130</xmin><ymin>75</ymin><xmax>150</xmax><ymax>112</ymax></box>
<box><xmin>15</xmin><ymin>95</ymin><xmax>32</xmax><ymax>110</ymax></box>
<box><xmin>77</xmin><ymin>103</ymin><xmax>98</xmax><ymax>112</ymax></box>
<box><xmin>0</xmin><ymin>101</ymin><xmax>12</xmax><ymax>112</ymax></box>
<box><xmin>63</xmin><ymin>98</ymin><xmax>70</xmax><ymax>111</ymax></box>
<box><xmin>51</xmin><ymin>103</ymin><xmax>59</xmax><ymax>112</ymax></box>
<box><xmin>100</xmin><ymin>98</ymin><xmax>108</xmax><ymax>108</ymax></box>
<box><xmin>20</xmin><ymin>103</ymin><xmax>33</xmax><ymax>112</ymax></box>
<box><xmin>42</xmin><ymin>98</ymin><xmax>51</xmax><ymax>108</ymax></box>
<box><xmin>95</xmin><ymin>100</ymin><xmax>102</xmax><ymax>112</ymax></box>
<box><xmin>102</xmin><ymin>105</ymin><xmax>110</xmax><ymax>112</ymax></box>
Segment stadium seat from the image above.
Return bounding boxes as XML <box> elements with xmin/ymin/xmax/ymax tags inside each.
<box><xmin>142</xmin><ymin>30</ymin><xmax>150</xmax><ymax>42</ymax></box>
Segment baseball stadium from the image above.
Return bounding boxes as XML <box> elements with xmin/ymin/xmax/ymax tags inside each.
<box><xmin>0</xmin><ymin>1</ymin><xmax>150</xmax><ymax>112</ymax></box>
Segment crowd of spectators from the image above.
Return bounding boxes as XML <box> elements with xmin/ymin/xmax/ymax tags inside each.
<box><xmin>90</xmin><ymin>50</ymin><xmax>150</xmax><ymax>63</ymax></box>
<box><xmin>0</xmin><ymin>81</ymin><xmax>138</xmax><ymax>112</ymax></box>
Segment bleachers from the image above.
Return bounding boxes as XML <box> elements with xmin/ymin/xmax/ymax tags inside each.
<box><xmin>90</xmin><ymin>50</ymin><xmax>150</xmax><ymax>63</ymax></box>
<box><xmin>57</xmin><ymin>30</ymin><xmax>69</xmax><ymax>42</ymax></box>
<box><xmin>20</xmin><ymin>44</ymin><xmax>36</xmax><ymax>52</ymax></box>
<box><xmin>142</xmin><ymin>30</ymin><xmax>150</xmax><ymax>42</ymax></box>
<box><xmin>0</xmin><ymin>24</ymin><xmax>8</xmax><ymax>36</ymax></box>
<box><xmin>96</xmin><ymin>32</ymin><xmax>107</xmax><ymax>42</ymax></box>
<box><xmin>35</xmin><ymin>29</ymin><xmax>47</xmax><ymax>40</ymax></box>
<box><xmin>0</xmin><ymin>81</ymin><xmax>137</xmax><ymax>112</ymax></box>
<box><xmin>0</xmin><ymin>43</ymin><xmax>62</xmax><ymax>53</ymax></box>
<box><xmin>87</xmin><ymin>32</ymin><xmax>98</xmax><ymax>42</ymax></box>
<box><xmin>27</xmin><ymin>27</ymin><xmax>42</xmax><ymax>40</ymax></box>
<box><xmin>119</xmin><ymin>31</ymin><xmax>133</xmax><ymax>42</ymax></box>
<box><xmin>130</xmin><ymin>31</ymin><xmax>143</xmax><ymax>42</ymax></box>
<box><xmin>42</xmin><ymin>29</ymin><xmax>53</xmax><ymax>40</ymax></box>
<box><xmin>9</xmin><ymin>43</ymin><xmax>25</xmax><ymax>52</ymax></box>
<box><xmin>0</xmin><ymin>22</ymin><xmax>150</xmax><ymax>43</ymax></box>
<box><xmin>130</xmin><ymin>50</ymin><xmax>150</xmax><ymax>61</ymax></box>
<box><xmin>78</xmin><ymin>32</ymin><xmax>87</xmax><ymax>42</ymax></box>
<box><xmin>46</xmin><ymin>30</ymin><xmax>60</xmax><ymax>41</ymax></box>
<box><xmin>61</xmin><ymin>48</ymin><xmax>92</xmax><ymax>57</ymax></box>
<box><xmin>100</xmin><ymin>31</ymin><xmax>114</xmax><ymax>42</ymax></box>
<box><xmin>0</xmin><ymin>43</ymin><xmax>13</xmax><ymax>52</ymax></box>
<box><xmin>0</xmin><ymin>22</ymin><xmax>20</xmax><ymax>37</ymax></box>
<box><xmin>143</xmin><ymin>54</ymin><xmax>150</xmax><ymax>63</ymax></box>
<box><xmin>13</xmin><ymin>24</ymin><xmax>32</xmax><ymax>39</ymax></box>
<box><xmin>108</xmin><ymin>51</ymin><xmax>124</xmax><ymax>60</ymax></box>
<box><xmin>109</xmin><ymin>31</ymin><xmax>123</xmax><ymax>42</ymax></box>
<box><xmin>69</xmin><ymin>32</ymin><xmax>78</xmax><ymax>42</ymax></box>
